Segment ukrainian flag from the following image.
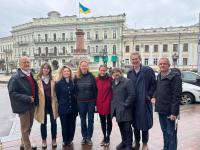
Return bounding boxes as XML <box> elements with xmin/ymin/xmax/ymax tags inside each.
<box><xmin>79</xmin><ymin>3</ymin><xmax>91</xmax><ymax>14</ymax></box>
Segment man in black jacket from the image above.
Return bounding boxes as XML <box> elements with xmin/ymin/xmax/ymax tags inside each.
<box><xmin>152</xmin><ymin>57</ymin><xmax>182</xmax><ymax>150</ymax></box>
<box><xmin>8</xmin><ymin>56</ymin><xmax>38</xmax><ymax>150</ymax></box>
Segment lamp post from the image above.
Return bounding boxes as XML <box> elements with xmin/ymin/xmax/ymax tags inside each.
<box><xmin>172</xmin><ymin>53</ymin><xmax>179</xmax><ymax>68</ymax></box>
<box><xmin>99</xmin><ymin>49</ymin><xmax>108</xmax><ymax>67</ymax></box>
<box><xmin>3</xmin><ymin>49</ymin><xmax>11</xmax><ymax>75</ymax></box>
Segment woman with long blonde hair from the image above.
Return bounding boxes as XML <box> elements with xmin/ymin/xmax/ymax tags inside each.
<box><xmin>74</xmin><ymin>60</ymin><xmax>97</xmax><ymax>146</ymax></box>
<box><xmin>55</xmin><ymin>66</ymin><xmax>78</xmax><ymax>147</ymax></box>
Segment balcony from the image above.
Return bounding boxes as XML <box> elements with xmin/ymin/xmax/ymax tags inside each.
<box><xmin>17</xmin><ymin>41</ymin><xmax>29</xmax><ymax>46</ymax></box>
<box><xmin>34</xmin><ymin>38</ymin><xmax>75</xmax><ymax>44</ymax></box>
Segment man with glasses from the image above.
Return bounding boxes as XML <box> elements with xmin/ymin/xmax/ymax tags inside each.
<box><xmin>8</xmin><ymin>56</ymin><xmax>38</xmax><ymax>150</ymax></box>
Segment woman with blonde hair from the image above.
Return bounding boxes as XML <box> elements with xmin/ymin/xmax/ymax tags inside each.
<box><xmin>74</xmin><ymin>60</ymin><xmax>97</xmax><ymax>146</ymax></box>
<box><xmin>35</xmin><ymin>62</ymin><xmax>58</xmax><ymax>149</ymax></box>
<box><xmin>55</xmin><ymin>66</ymin><xmax>78</xmax><ymax>147</ymax></box>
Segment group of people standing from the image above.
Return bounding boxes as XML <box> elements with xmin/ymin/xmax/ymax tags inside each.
<box><xmin>7</xmin><ymin>51</ymin><xmax>182</xmax><ymax>150</ymax></box>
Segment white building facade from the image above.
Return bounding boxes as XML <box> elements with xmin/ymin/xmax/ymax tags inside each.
<box><xmin>0</xmin><ymin>11</ymin><xmax>199</xmax><ymax>71</ymax></box>
<box><xmin>11</xmin><ymin>11</ymin><xmax>125</xmax><ymax>70</ymax></box>
<box><xmin>122</xmin><ymin>26</ymin><xmax>199</xmax><ymax>71</ymax></box>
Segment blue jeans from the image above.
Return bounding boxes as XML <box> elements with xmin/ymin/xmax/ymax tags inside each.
<box><xmin>159</xmin><ymin>113</ymin><xmax>177</xmax><ymax>150</ymax></box>
<box><xmin>78</xmin><ymin>101</ymin><xmax>95</xmax><ymax>140</ymax></box>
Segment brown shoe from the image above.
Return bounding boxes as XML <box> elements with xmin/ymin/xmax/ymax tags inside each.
<box><xmin>133</xmin><ymin>142</ymin><xmax>140</xmax><ymax>150</ymax></box>
<box><xmin>142</xmin><ymin>144</ymin><xmax>148</xmax><ymax>150</ymax></box>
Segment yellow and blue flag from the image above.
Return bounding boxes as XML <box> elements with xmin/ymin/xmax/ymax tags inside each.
<box><xmin>79</xmin><ymin>2</ymin><xmax>91</xmax><ymax>14</ymax></box>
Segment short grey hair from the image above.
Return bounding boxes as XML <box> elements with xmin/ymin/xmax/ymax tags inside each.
<box><xmin>130</xmin><ymin>52</ymin><xmax>142</xmax><ymax>61</ymax></box>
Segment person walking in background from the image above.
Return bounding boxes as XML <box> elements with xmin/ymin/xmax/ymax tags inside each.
<box><xmin>34</xmin><ymin>63</ymin><xmax>58</xmax><ymax>149</ymax></box>
<box><xmin>74</xmin><ymin>60</ymin><xmax>97</xmax><ymax>146</ymax></box>
<box><xmin>8</xmin><ymin>56</ymin><xmax>38</xmax><ymax>150</ymax></box>
<box><xmin>96</xmin><ymin>65</ymin><xmax>113</xmax><ymax>146</ymax></box>
<box><xmin>127</xmin><ymin>52</ymin><xmax>156</xmax><ymax>150</ymax></box>
<box><xmin>55</xmin><ymin>66</ymin><xmax>78</xmax><ymax>147</ymax></box>
<box><xmin>152</xmin><ymin>58</ymin><xmax>182</xmax><ymax>150</ymax></box>
<box><xmin>111</xmin><ymin>68</ymin><xmax>136</xmax><ymax>150</ymax></box>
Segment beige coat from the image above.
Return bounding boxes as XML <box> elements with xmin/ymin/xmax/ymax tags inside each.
<box><xmin>35</xmin><ymin>79</ymin><xmax>58</xmax><ymax>124</ymax></box>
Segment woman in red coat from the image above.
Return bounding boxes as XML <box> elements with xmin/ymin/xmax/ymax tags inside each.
<box><xmin>96</xmin><ymin>65</ymin><xmax>113</xmax><ymax>146</ymax></box>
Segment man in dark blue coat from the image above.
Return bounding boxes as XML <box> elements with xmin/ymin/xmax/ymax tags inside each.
<box><xmin>127</xmin><ymin>52</ymin><xmax>156</xmax><ymax>150</ymax></box>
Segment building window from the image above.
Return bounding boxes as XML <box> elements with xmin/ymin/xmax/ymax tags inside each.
<box><xmin>45</xmin><ymin>47</ymin><xmax>48</xmax><ymax>55</ymax></box>
<box><xmin>95</xmin><ymin>31</ymin><xmax>99</xmax><ymax>40</ymax></box>
<box><xmin>54</xmin><ymin>47</ymin><xmax>57</xmax><ymax>55</ymax></box>
<box><xmin>87</xmin><ymin>46</ymin><xmax>90</xmax><ymax>53</ymax></box>
<box><xmin>163</xmin><ymin>44</ymin><xmax>168</xmax><ymax>52</ymax></box>
<box><xmin>45</xmin><ymin>34</ymin><xmax>48</xmax><ymax>42</ymax></box>
<box><xmin>70</xmin><ymin>46</ymin><xmax>73</xmax><ymax>53</ymax></box>
<box><xmin>53</xmin><ymin>33</ymin><xmax>56</xmax><ymax>41</ymax></box>
<box><xmin>113</xmin><ymin>30</ymin><xmax>116</xmax><ymax>39</ymax></box>
<box><xmin>153</xmin><ymin>58</ymin><xmax>158</xmax><ymax>65</ymax></box>
<box><xmin>104</xmin><ymin>31</ymin><xmax>107</xmax><ymax>39</ymax></box>
<box><xmin>104</xmin><ymin>45</ymin><xmax>107</xmax><ymax>53</ymax></box>
<box><xmin>145</xmin><ymin>45</ymin><xmax>149</xmax><ymax>53</ymax></box>
<box><xmin>125</xmin><ymin>46</ymin><xmax>130</xmax><ymax>53</ymax></box>
<box><xmin>62</xmin><ymin>33</ymin><xmax>65</xmax><ymax>41</ymax></box>
<box><xmin>62</xmin><ymin>59</ymin><xmax>65</xmax><ymax>64</ymax></box>
<box><xmin>144</xmin><ymin>58</ymin><xmax>149</xmax><ymax>65</ymax></box>
<box><xmin>96</xmin><ymin>45</ymin><xmax>98</xmax><ymax>53</ymax></box>
<box><xmin>38</xmin><ymin>34</ymin><xmax>41</xmax><ymax>41</ymax></box>
<box><xmin>38</xmin><ymin>47</ymin><xmax>41</xmax><ymax>54</ymax></box>
<box><xmin>70</xmin><ymin>32</ymin><xmax>73</xmax><ymax>40</ymax></box>
<box><xmin>154</xmin><ymin>45</ymin><xmax>158</xmax><ymax>52</ymax></box>
<box><xmin>183</xmin><ymin>43</ymin><xmax>188</xmax><ymax>52</ymax></box>
<box><xmin>62</xmin><ymin>47</ymin><xmax>65</xmax><ymax>54</ymax></box>
<box><xmin>113</xmin><ymin>45</ymin><xmax>117</xmax><ymax>54</ymax></box>
<box><xmin>125</xmin><ymin>59</ymin><xmax>129</xmax><ymax>65</ymax></box>
<box><xmin>183</xmin><ymin>58</ymin><xmax>188</xmax><ymax>65</ymax></box>
<box><xmin>173</xmin><ymin>44</ymin><xmax>178</xmax><ymax>52</ymax></box>
<box><xmin>87</xmin><ymin>32</ymin><xmax>90</xmax><ymax>40</ymax></box>
<box><xmin>135</xmin><ymin>45</ymin><xmax>140</xmax><ymax>52</ymax></box>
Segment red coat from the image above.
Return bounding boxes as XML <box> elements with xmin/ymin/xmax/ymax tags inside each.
<box><xmin>96</xmin><ymin>76</ymin><xmax>113</xmax><ymax>115</ymax></box>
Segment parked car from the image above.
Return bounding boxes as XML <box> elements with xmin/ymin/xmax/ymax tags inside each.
<box><xmin>182</xmin><ymin>82</ymin><xmax>200</xmax><ymax>105</ymax></box>
<box><xmin>181</xmin><ymin>71</ymin><xmax>200</xmax><ymax>87</ymax></box>
<box><xmin>155</xmin><ymin>71</ymin><xmax>200</xmax><ymax>105</ymax></box>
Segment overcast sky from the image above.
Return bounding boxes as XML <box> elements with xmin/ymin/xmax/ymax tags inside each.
<box><xmin>0</xmin><ymin>0</ymin><xmax>200</xmax><ymax>37</ymax></box>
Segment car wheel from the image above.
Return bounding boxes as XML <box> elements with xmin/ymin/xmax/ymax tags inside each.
<box><xmin>181</xmin><ymin>93</ymin><xmax>195</xmax><ymax>105</ymax></box>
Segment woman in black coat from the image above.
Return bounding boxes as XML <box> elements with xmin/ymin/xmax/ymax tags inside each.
<box><xmin>55</xmin><ymin>66</ymin><xmax>78</xmax><ymax>147</ymax></box>
<box><xmin>111</xmin><ymin>68</ymin><xmax>136</xmax><ymax>150</ymax></box>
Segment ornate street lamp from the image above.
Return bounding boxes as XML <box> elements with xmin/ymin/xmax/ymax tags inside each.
<box><xmin>172</xmin><ymin>53</ymin><xmax>179</xmax><ymax>68</ymax></box>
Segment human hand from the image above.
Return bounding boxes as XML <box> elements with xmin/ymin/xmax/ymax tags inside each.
<box><xmin>167</xmin><ymin>115</ymin><xmax>177</xmax><ymax>121</ymax></box>
<box><xmin>30</xmin><ymin>96</ymin><xmax>34</xmax><ymax>103</ymax></box>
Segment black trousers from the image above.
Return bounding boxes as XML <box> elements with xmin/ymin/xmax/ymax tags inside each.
<box><xmin>118</xmin><ymin>121</ymin><xmax>133</xmax><ymax>148</ymax></box>
<box><xmin>99</xmin><ymin>114</ymin><xmax>112</xmax><ymax>138</ymax></box>
<box><xmin>41</xmin><ymin>103</ymin><xmax>57</xmax><ymax>140</ymax></box>
<box><xmin>60</xmin><ymin>113</ymin><xmax>77</xmax><ymax>143</ymax></box>
<box><xmin>134</xmin><ymin>128</ymin><xmax>149</xmax><ymax>144</ymax></box>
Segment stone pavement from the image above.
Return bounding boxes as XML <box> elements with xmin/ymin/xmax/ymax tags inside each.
<box><xmin>1</xmin><ymin>104</ymin><xmax>200</xmax><ymax>150</ymax></box>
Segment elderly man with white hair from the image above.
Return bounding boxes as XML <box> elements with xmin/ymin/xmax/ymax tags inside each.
<box><xmin>8</xmin><ymin>56</ymin><xmax>38</xmax><ymax>150</ymax></box>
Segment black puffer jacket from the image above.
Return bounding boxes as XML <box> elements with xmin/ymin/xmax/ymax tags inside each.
<box><xmin>7</xmin><ymin>69</ymin><xmax>39</xmax><ymax>114</ymax></box>
<box><xmin>155</xmin><ymin>68</ymin><xmax>182</xmax><ymax>116</ymax></box>
<box><xmin>74</xmin><ymin>72</ymin><xmax>97</xmax><ymax>102</ymax></box>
